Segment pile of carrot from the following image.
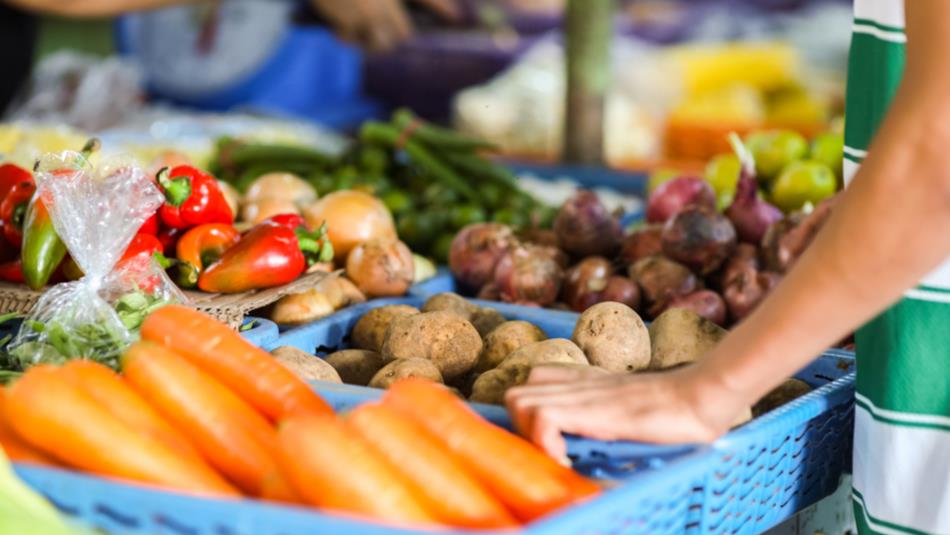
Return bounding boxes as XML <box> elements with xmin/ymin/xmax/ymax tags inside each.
<box><xmin>0</xmin><ymin>305</ymin><xmax>599</xmax><ymax>529</ymax></box>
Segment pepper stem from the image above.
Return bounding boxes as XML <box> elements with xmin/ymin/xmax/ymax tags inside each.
<box><xmin>156</xmin><ymin>167</ymin><xmax>193</xmax><ymax>207</ymax></box>
<box><xmin>294</xmin><ymin>223</ymin><xmax>334</xmax><ymax>265</ymax></box>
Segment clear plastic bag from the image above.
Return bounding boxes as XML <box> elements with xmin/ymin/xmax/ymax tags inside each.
<box><xmin>7</xmin><ymin>148</ymin><xmax>181</xmax><ymax>370</ymax></box>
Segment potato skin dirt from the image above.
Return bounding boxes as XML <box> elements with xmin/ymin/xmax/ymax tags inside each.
<box><xmin>572</xmin><ymin>302</ymin><xmax>650</xmax><ymax>373</ymax></box>
<box><xmin>351</xmin><ymin>305</ymin><xmax>419</xmax><ymax>353</ymax></box>
<box><xmin>380</xmin><ymin>311</ymin><xmax>482</xmax><ymax>381</ymax></box>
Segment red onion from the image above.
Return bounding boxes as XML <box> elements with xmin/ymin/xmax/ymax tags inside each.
<box><xmin>602</xmin><ymin>276</ymin><xmax>641</xmax><ymax>311</ymax></box>
<box><xmin>493</xmin><ymin>244</ymin><xmax>565</xmax><ymax>307</ymax></box>
<box><xmin>661</xmin><ymin>206</ymin><xmax>737</xmax><ymax>275</ymax></box>
<box><xmin>449</xmin><ymin>223</ymin><xmax>514</xmax><ymax>291</ymax></box>
<box><xmin>561</xmin><ymin>257</ymin><xmax>614</xmax><ymax>311</ymax></box>
<box><xmin>723</xmin><ymin>270</ymin><xmax>782</xmax><ymax>322</ymax></box>
<box><xmin>725</xmin><ymin>138</ymin><xmax>783</xmax><ymax>244</ymax></box>
<box><xmin>666</xmin><ymin>290</ymin><xmax>728</xmax><ymax>327</ymax></box>
<box><xmin>619</xmin><ymin>225</ymin><xmax>664</xmax><ymax>267</ymax></box>
<box><xmin>553</xmin><ymin>190</ymin><xmax>622</xmax><ymax>258</ymax></box>
<box><xmin>719</xmin><ymin>243</ymin><xmax>760</xmax><ymax>289</ymax></box>
<box><xmin>646</xmin><ymin>176</ymin><xmax>716</xmax><ymax>224</ymax></box>
<box><xmin>629</xmin><ymin>255</ymin><xmax>701</xmax><ymax>316</ymax></box>
<box><xmin>761</xmin><ymin>195</ymin><xmax>838</xmax><ymax>272</ymax></box>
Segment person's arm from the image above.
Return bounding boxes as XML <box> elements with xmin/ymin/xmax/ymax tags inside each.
<box><xmin>310</xmin><ymin>0</ymin><xmax>459</xmax><ymax>51</ymax></box>
<box><xmin>506</xmin><ymin>0</ymin><xmax>950</xmax><ymax>459</ymax></box>
<box><xmin>3</xmin><ymin>0</ymin><xmax>190</xmax><ymax>17</ymax></box>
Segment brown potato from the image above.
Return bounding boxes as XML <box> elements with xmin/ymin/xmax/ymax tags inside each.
<box><xmin>270</xmin><ymin>346</ymin><xmax>341</xmax><ymax>383</ymax></box>
<box><xmin>269</xmin><ymin>289</ymin><xmax>335</xmax><ymax>326</ymax></box>
<box><xmin>477</xmin><ymin>321</ymin><xmax>548</xmax><ymax>373</ymax></box>
<box><xmin>572</xmin><ymin>302</ymin><xmax>650</xmax><ymax>373</ymax></box>
<box><xmin>420</xmin><ymin>292</ymin><xmax>479</xmax><ymax>320</ymax></box>
<box><xmin>324</xmin><ymin>349</ymin><xmax>385</xmax><ymax>386</ymax></box>
<box><xmin>368</xmin><ymin>358</ymin><xmax>443</xmax><ymax>389</ymax></box>
<box><xmin>648</xmin><ymin>307</ymin><xmax>726</xmax><ymax>370</ymax></box>
<box><xmin>351</xmin><ymin>305</ymin><xmax>420</xmax><ymax>353</ymax></box>
<box><xmin>754</xmin><ymin>378</ymin><xmax>812</xmax><ymax>416</ymax></box>
<box><xmin>380</xmin><ymin>311</ymin><xmax>483</xmax><ymax>381</ymax></box>
<box><xmin>470</xmin><ymin>366</ymin><xmax>532</xmax><ymax>405</ymax></box>
<box><xmin>470</xmin><ymin>308</ymin><xmax>507</xmax><ymax>338</ymax></box>
<box><xmin>498</xmin><ymin>339</ymin><xmax>588</xmax><ymax>370</ymax></box>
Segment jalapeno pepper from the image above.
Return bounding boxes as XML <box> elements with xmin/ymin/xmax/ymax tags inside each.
<box><xmin>173</xmin><ymin>223</ymin><xmax>240</xmax><ymax>289</ymax></box>
<box><xmin>198</xmin><ymin>221</ymin><xmax>333</xmax><ymax>293</ymax></box>
<box><xmin>0</xmin><ymin>180</ymin><xmax>36</xmax><ymax>248</ymax></box>
<box><xmin>156</xmin><ymin>165</ymin><xmax>234</xmax><ymax>229</ymax></box>
<box><xmin>21</xmin><ymin>192</ymin><xmax>67</xmax><ymax>290</ymax></box>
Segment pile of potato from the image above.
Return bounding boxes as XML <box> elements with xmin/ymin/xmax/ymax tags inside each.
<box><xmin>268</xmin><ymin>293</ymin><xmax>813</xmax><ymax>421</ymax></box>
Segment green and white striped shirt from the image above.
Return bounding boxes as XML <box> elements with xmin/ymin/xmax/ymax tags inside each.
<box><xmin>846</xmin><ymin>2</ymin><xmax>950</xmax><ymax>534</ymax></box>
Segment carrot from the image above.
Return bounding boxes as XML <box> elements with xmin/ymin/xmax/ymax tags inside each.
<box><xmin>0</xmin><ymin>387</ymin><xmax>58</xmax><ymax>467</ymax></box>
<box><xmin>4</xmin><ymin>366</ymin><xmax>239</xmax><ymax>497</ymax></box>
<box><xmin>140</xmin><ymin>305</ymin><xmax>332</xmax><ymax>420</ymax></box>
<box><xmin>277</xmin><ymin>413</ymin><xmax>438</xmax><ymax>526</ymax></box>
<box><xmin>60</xmin><ymin>360</ymin><xmax>202</xmax><ymax>463</ymax></box>
<box><xmin>122</xmin><ymin>341</ymin><xmax>285</xmax><ymax>496</ymax></box>
<box><xmin>347</xmin><ymin>402</ymin><xmax>518</xmax><ymax>528</ymax></box>
<box><xmin>259</xmin><ymin>470</ymin><xmax>303</xmax><ymax>505</ymax></box>
<box><xmin>383</xmin><ymin>379</ymin><xmax>600</xmax><ymax>522</ymax></box>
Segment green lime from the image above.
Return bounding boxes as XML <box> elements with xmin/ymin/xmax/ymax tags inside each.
<box><xmin>810</xmin><ymin>132</ymin><xmax>844</xmax><ymax>178</ymax></box>
<box><xmin>647</xmin><ymin>168</ymin><xmax>680</xmax><ymax>195</ymax></box>
<box><xmin>432</xmin><ymin>233</ymin><xmax>455</xmax><ymax>264</ymax></box>
<box><xmin>493</xmin><ymin>208</ymin><xmax>528</xmax><ymax>229</ymax></box>
<box><xmin>449</xmin><ymin>204</ymin><xmax>487</xmax><ymax>229</ymax></box>
<box><xmin>746</xmin><ymin>130</ymin><xmax>808</xmax><ymax>182</ymax></box>
<box><xmin>704</xmin><ymin>154</ymin><xmax>741</xmax><ymax>211</ymax></box>
<box><xmin>381</xmin><ymin>189</ymin><xmax>413</xmax><ymax>215</ymax></box>
<box><xmin>771</xmin><ymin>160</ymin><xmax>837</xmax><ymax>212</ymax></box>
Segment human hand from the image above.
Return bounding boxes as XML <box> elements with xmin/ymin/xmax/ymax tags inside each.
<box><xmin>310</xmin><ymin>0</ymin><xmax>461</xmax><ymax>52</ymax></box>
<box><xmin>505</xmin><ymin>363</ymin><xmax>750</xmax><ymax>460</ymax></box>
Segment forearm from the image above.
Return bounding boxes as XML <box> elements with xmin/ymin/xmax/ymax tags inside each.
<box><xmin>4</xmin><ymin>0</ymin><xmax>193</xmax><ymax>17</ymax></box>
<box><xmin>700</xmin><ymin>83</ymin><xmax>950</xmax><ymax>405</ymax></box>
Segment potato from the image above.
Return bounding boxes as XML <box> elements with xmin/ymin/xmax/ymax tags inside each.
<box><xmin>421</xmin><ymin>292</ymin><xmax>479</xmax><ymax>319</ymax></box>
<box><xmin>324</xmin><ymin>349</ymin><xmax>385</xmax><ymax>386</ymax></box>
<box><xmin>470</xmin><ymin>308</ymin><xmax>506</xmax><ymax>338</ymax></box>
<box><xmin>269</xmin><ymin>289</ymin><xmax>335</xmax><ymax>326</ymax></box>
<box><xmin>477</xmin><ymin>321</ymin><xmax>547</xmax><ymax>373</ymax></box>
<box><xmin>381</xmin><ymin>311</ymin><xmax>482</xmax><ymax>381</ymax></box>
<box><xmin>498</xmin><ymin>339</ymin><xmax>588</xmax><ymax>370</ymax></box>
<box><xmin>368</xmin><ymin>358</ymin><xmax>443</xmax><ymax>389</ymax></box>
<box><xmin>318</xmin><ymin>276</ymin><xmax>366</xmax><ymax>310</ymax></box>
<box><xmin>754</xmin><ymin>378</ymin><xmax>812</xmax><ymax>416</ymax></box>
<box><xmin>572</xmin><ymin>302</ymin><xmax>650</xmax><ymax>373</ymax></box>
<box><xmin>648</xmin><ymin>307</ymin><xmax>726</xmax><ymax>370</ymax></box>
<box><xmin>351</xmin><ymin>305</ymin><xmax>420</xmax><ymax>353</ymax></box>
<box><xmin>270</xmin><ymin>346</ymin><xmax>341</xmax><ymax>383</ymax></box>
<box><xmin>470</xmin><ymin>366</ymin><xmax>531</xmax><ymax>405</ymax></box>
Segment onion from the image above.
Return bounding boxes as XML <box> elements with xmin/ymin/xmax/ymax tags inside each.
<box><xmin>646</xmin><ymin>176</ymin><xmax>716</xmax><ymax>224</ymax></box>
<box><xmin>304</xmin><ymin>191</ymin><xmax>396</xmax><ymax>258</ymax></box>
<box><xmin>241</xmin><ymin>198</ymin><xmax>300</xmax><ymax>225</ymax></box>
<box><xmin>719</xmin><ymin>243</ymin><xmax>760</xmax><ymax>289</ymax></box>
<box><xmin>761</xmin><ymin>195</ymin><xmax>837</xmax><ymax>273</ymax></box>
<box><xmin>244</xmin><ymin>172</ymin><xmax>317</xmax><ymax>208</ymax></box>
<box><xmin>553</xmin><ymin>190</ymin><xmax>622</xmax><ymax>258</ymax></box>
<box><xmin>619</xmin><ymin>225</ymin><xmax>664</xmax><ymax>267</ymax></box>
<box><xmin>602</xmin><ymin>276</ymin><xmax>641</xmax><ymax>311</ymax></box>
<box><xmin>661</xmin><ymin>206</ymin><xmax>737</xmax><ymax>275</ymax></box>
<box><xmin>477</xmin><ymin>282</ymin><xmax>501</xmax><ymax>301</ymax></box>
<box><xmin>561</xmin><ymin>257</ymin><xmax>614</xmax><ymax>311</ymax></box>
<box><xmin>725</xmin><ymin>135</ymin><xmax>783</xmax><ymax>243</ymax></box>
<box><xmin>666</xmin><ymin>290</ymin><xmax>728</xmax><ymax>327</ymax></box>
<box><xmin>448</xmin><ymin>223</ymin><xmax>515</xmax><ymax>291</ymax></box>
<box><xmin>345</xmin><ymin>238</ymin><xmax>414</xmax><ymax>298</ymax></box>
<box><xmin>723</xmin><ymin>270</ymin><xmax>781</xmax><ymax>322</ymax></box>
<box><xmin>629</xmin><ymin>255</ymin><xmax>701</xmax><ymax>316</ymax></box>
<box><xmin>519</xmin><ymin>228</ymin><xmax>559</xmax><ymax>248</ymax></box>
<box><xmin>217</xmin><ymin>180</ymin><xmax>241</xmax><ymax>217</ymax></box>
<box><xmin>493</xmin><ymin>244</ymin><xmax>564</xmax><ymax>307</ymax></box>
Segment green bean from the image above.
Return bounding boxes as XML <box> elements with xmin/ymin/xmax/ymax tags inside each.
<box><xmin>441</xmin><ymin>151</ymin><xmax>520</xmax><ymax>190</ymax></box>
<box><xmin>392</xmin><ymin>109</ymin><xmax>497</xmax><ymax>152</ymax></box>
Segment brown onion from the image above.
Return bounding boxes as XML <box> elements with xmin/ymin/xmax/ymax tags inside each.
<box><xmin>493</xmin><ymin>244</ymin><xmax>564</xmax><ymax>307</ymax></box>
<box><xmin>449</xmin><ymin>223</ymin><xmax>515</xmax><ymax>291</ymax></box>
<box><xmin>345</xmin><ymin>238</ymin><xmax>414</xmax><ymax>298</ymax></box>
<box><xmin>304</xmin><ymin>191</ymin><xmax>396</xmax><ymax>258</ymax></box>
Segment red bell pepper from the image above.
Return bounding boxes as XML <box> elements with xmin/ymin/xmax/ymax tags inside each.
<box><xmin>265</xmin><ymin>213</ymin><xmax>307</xmax><ymax>231</ymax></box>
<box><xmin>156</xmin><ymin>165</ymin><xmax>233</xmax><ymax>229</ymax></box>
<box><xmin>0</xmin><ymin>259</ymin><xmax>25</xmax><ymax>284</ymax></box>
<box><xmin>138</xmin><ymin>213</ymin><xmax>160</xmax><ymax>235</ymax></box>
<box><xmin>198</xmin><ymin>221</ymin><xmax>333</xmax><ymax>293</ymax></box>
<box><xmin>0</xmin><ymin>163</ymin><xmax>33</xmax><ymax>202</ymax></box>
<box><xmin>116</xmin><ymin>233</ymin><xmax>170</xmax><ymax>294</ymax></box>
<box><xmin>0</xmin><ymin>180</ymin><xmax>36</xmax><ymax>248</ymax></box>
<box><xmin>156</xmin><ymin>226</ymin><xmax>183</xmax><ymax>257</ymax></box>
<box><xmin>173</xmin><ymin>223</ymin><xmax>240</xmax><ymax>288</ymax></box>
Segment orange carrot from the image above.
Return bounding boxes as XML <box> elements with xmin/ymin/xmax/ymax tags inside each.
<box><xmin>122</xmin><ymin>341</ymin><xmax>285</xmax><ymax>496</ymax></box>
<box><xmin>4</xmin><ymin>366</ymin><xmax>239</xmax><ymax>497</ymax></box>
<box><xmin>347</xmin><ymin>402</ymin><xmax>518</xmax><ymax>528</ymax></box>
<box><xmin>277</xmin><ymin>413</ymin><xmax>438</xmax><ymax>526</ymax></box>
<box><xmin>383</xmin><ymin>379</ymin><xmax>600</xmax><ymax>522</ymax></box>
<box><xmin>258</xmin><ymin>470</ymin><xmax>303</xmax><ymax>505</ymax></box>
<box><xmin>0</xmin><ymin>387</ymin><xmax>58</xmax><ymax>466</ymax></box>
<box><xmin>140</xmin><ymin>305</ymin><xmax>332</xmax><ymax>420</ymax></box>
<box><xmin>60</xmin><ymin>360</ymin><xmax>202</xmax><ymax>463</ymax></box>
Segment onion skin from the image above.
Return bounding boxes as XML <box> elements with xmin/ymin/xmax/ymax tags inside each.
<box><xmin>448</xmin><ymin>223</ymin><xmax>515</xmax><ymax>291</ymax></box>
<box><xmin>562</xmin><ymin>257</ymin><xmax>614</xmax><ymax>312</ymax></box>
<box><xmin>602</xmin><ymin>276</ymin><xmax>641</xmax><ymax>311</ymax></box>
<box><xmin>718</xmin><ymin>243</ymin><xmax>760</xmax><ymax>289</ymax></box>
<box><xmin>304</xmin><ymin>191</ymin><xmax>396</xmax><ymax>258</ymax></box>
<box><xmin>345</xmin><ymin>238</ymin><xmax>415</xmax><ymax>298</ymax></box>
<box><xmin>628</xmin><ymin>255</ymin><xmax>701</xmax><ymax>317</ymax></box>
<box><xmin>666</xmin><ymin>290</ymin><xmax>728</xmax><ymax>327</ymax></box>
<box><xmin>661</xmin><ymin>206</ymin><xmax>737</xmax><ymax>275</ymax></box>
<box><xmin>761</xmin><ymin>196</ymin><xmax>837</xmax><ymax>273</ymax></box>
<box><xmin>723</xmin><ymin>270</ymin><xmax>782</xmax><ymax>322</ymax></box>
<box><xmin>519</xmin><ymin>228</ymin><xmax>559</xmax><ymax>248</ymax></box>
<box><xmin>553</xmin><ymin>190</ymin><xmax>622</xmax><ymax>258</ymax></box>
<box><xmin>646</xmin><ymin>176</ymin><xmax>716</xmax><ymax>224</ymax></box>
<box><xmin>725</xmin><ymin>172</ymin><xmax>783</xmax><ymax>244</ymax></box>
<box><xmin>493</xmin><ymin>245</ymin><xmax>564</xmax><ymax>307</ymax></box>
<box><xmin>619</xmin><ymin>225</ymin><xmax>664</xmax><ymax>267</ymax></box>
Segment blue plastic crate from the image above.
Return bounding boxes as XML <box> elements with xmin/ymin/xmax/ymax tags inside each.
<box><xmin>238</xmin><ymin>316</ymin><xmax>279</xmax><ymax>348</ymax></box>
<box><xmin>272</xmin><ymin>296</ymin><xmax>856</xmax><ymax>534</ymax></box>
<box><xmin>13</xmin><ymin>379</ymin><xmax>712</xmax><ymax>535</ymax></box>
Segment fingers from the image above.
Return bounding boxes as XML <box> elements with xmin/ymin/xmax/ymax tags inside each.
<box><xmin>525</xmin><ymin>364</ymin><xmax>608</xmax><ymax>385</ymax></box>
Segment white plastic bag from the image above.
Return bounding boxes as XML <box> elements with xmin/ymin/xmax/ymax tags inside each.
<box><xmin>8</xmin><ymin>148</ymin><xmax>181</xmax><ymax>369</ymax></box>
